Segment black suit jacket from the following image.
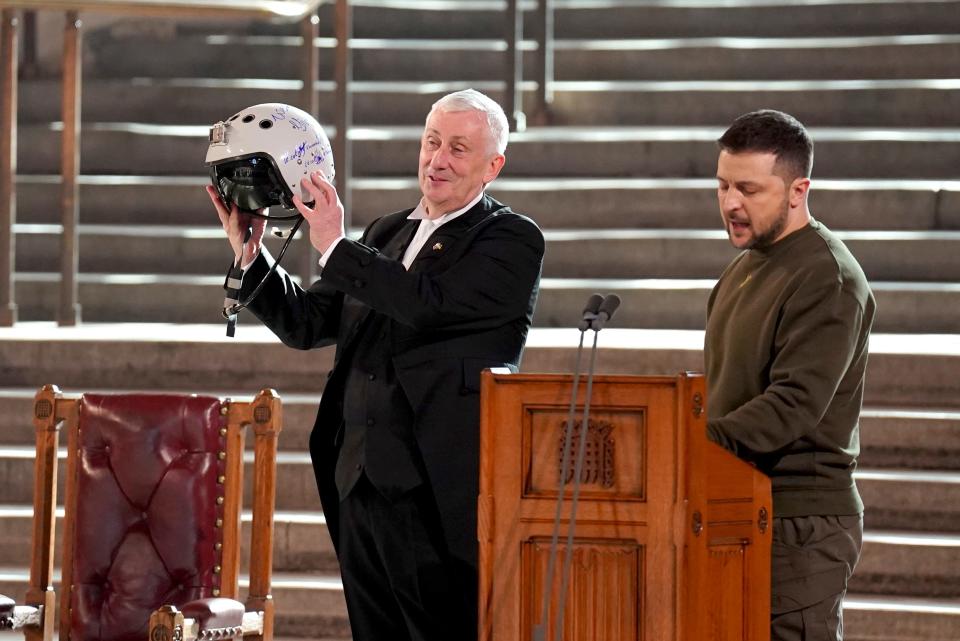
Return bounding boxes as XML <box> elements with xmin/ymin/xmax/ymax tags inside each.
<box><xmin>240</xmin><ymin>194</ymin><xmax>544</xmax><ymax>568</ymax></box>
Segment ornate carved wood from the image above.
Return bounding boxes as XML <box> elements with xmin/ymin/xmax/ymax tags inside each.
<box><xmin>21</xmin><ymin>386</ymin><xmax>281</xmax><ymax>641</ymax></box>
<box><xmin>479</xmin><ymin>372</ymin><xmax>771</xmax><ymax>641</ymax></box>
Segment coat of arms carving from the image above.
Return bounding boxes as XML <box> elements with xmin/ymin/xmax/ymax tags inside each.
<box><xmin>558</xmin><ymin>419</ymin><xmax>616</xmax><ymax>488</ymax></box>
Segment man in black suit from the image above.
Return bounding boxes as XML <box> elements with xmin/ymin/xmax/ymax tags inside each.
<box><xmin>208</xmin><ymin>89</ymin><xmax>544</xmax><ymax>641</ymax></box>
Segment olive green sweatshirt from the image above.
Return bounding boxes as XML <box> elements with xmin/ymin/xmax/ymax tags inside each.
<box><xmin>705</xmin><ymin>219</ymin><xmax>876</xmax><ymax>517</ymax></box>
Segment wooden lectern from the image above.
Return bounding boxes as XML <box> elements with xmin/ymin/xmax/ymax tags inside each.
<box><xmin>478</xmin><ymin>371</ymin><xmax>771</xmax><ymax>641</ymax></box>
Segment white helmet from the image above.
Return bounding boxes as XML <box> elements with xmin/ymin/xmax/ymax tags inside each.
<box><xmin>205</xmin><ymin>103</ymin><xmax>335</xmax><ymax>212</ymax></box>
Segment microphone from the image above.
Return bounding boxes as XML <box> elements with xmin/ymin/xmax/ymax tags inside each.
<box><xmin>577</xmin><ymin>293</ymin><xmax>604</xmax><ymax>331</ymax></box>
<box><xmin>592</xmin><ymin>293</ymin><xmax>621</xmax><ymax>331</ymax></box>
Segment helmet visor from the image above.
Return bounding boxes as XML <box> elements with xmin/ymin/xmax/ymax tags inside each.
<box><xmin>211</xmin><ymin>155</ymin><xmax>292</xmax><ymax>211</ymax></box>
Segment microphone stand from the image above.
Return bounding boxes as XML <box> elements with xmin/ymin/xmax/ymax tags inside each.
<box><xmin>554</xmin><ymin>326</ymin><xmax>600</xmax><ymax>638</ymax></box>
<box><xmin>534</xmin><ymin>294</ymin><xmax>620</xmax><ymax>641</ymax></box>
<box><xmin>533</xmin><ymin>295</ymin><xmax>601</xmax><ymax>641</ymax></box>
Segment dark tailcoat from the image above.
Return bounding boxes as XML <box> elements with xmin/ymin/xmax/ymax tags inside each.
<box><xmin>240</xmin><ymin>194</ymin><xmax>544</xmax><ymax>573</ymax></box>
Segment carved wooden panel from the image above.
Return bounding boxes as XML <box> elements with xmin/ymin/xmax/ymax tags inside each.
<box><xmin>523</xmin><ymin>407</ymin><xmax>646</xmax><ymax>501</ymax></box>
<box><xmin>478</xmin><ymin>372</ymin><xmax>771</xmax><ymax>641</ymax></box>
<box><xmin>704</xmin><ymin>545</ymin><xmax>747</xmax><ymax>641</ymax></box>
<box><xmin>521</xmin><ymin>538</ymin><xmax>642</xmax><ymax>641</ymax></box>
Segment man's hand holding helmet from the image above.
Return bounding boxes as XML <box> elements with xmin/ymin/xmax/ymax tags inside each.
<box><xmin>206</xmin><ymin>185</ymin><xmax>267</xmax><ymax>266</ymax></box>
<box><xmin>293</xmin><ymin>171</ymin><xmax>346</xmax><ymax>256</ymax></box>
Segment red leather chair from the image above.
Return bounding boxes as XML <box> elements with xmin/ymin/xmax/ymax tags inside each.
<box><xmin>0</xmin><ymin>385</ymin><xmax>282</xmax><ymax>641</ymax></box>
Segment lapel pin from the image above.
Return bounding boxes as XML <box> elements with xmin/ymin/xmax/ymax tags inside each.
<box><xmin>432</xmin><ymin>242</ymin><xmax>444</xmax><ymax>251</ymax></box>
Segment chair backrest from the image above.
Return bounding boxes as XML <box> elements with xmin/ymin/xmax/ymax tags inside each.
<box><xmin>69</xmin><ymin>394</ymin><xmax>225</xmax><ymax>640</ymax></box>
<box><xmin>27</xmin><ymin>386</ymin><xmax>281</xmax><ymax>641</ymax></box>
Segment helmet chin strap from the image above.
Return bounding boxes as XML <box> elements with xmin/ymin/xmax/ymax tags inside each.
<box><xmin>222</xmin><ymin>214</ymin><xmax>305</xmax><ymax>337</ymax></box>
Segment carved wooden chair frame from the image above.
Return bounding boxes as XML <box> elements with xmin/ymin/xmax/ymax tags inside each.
<box><xmin>0</xmin><ymin>385</ymin><xmax>282</xmax><ymax>641</ymax></box>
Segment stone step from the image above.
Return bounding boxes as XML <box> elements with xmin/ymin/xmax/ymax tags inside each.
<box><xmin>12</xmin><ymin>224</ymin><xmax>960</xmax><ymax>282</ymax></box>
<box><xmin>84</xmin><ymin>34</ymin><xmax>960</xmax><ymax>82</ymax></box>
<box><xmin>17</xmin><ymin>77</ymin><xmax>960</xmax><ymax>128</ymax></box>
<box><xmin>17</xmin><ymin>124</ymin><xmax>960</xmax><ymax>178</ymax></box>
<box><xmin>1</xmin><ymin>326</ymin><xmax>958</xmax><ymax>407</ymax></box>
<box><xmin>0</xmin><ymin>501</ymin><xmax>956</xmax><ymax>599</ymax></box>
<box><xmin>3</xmin><ymin>386</ymin><xmax>956</xmax><ymax>464</ymax></box>
<box><xmin>0</xmin><ymin>569</ymin><xmax>351</xmax><ymax>638</ymax></box>
<box><xmin>0</xmin><ymin>323</ymin><xmax>331</xmax><ymax>393</ymax></box>
<box><xmin>403</xmin><ymin>0</ymin><xmax>960</xmax><ymax>41</ymax></box>
<box><xmin>842</xmin><ymin>594</ymin><xmax>960</xmax><ymax>641</ymax></box>
<box><xmin>10</xmin><ymin>274</ymin><xmax>960</xmax><ymax>335</ymax></box>
<box><xmin>859</xmin><ymin>469</ymin><xmax>960</xmax><ymax>533</ymax></box>
<box><xmin>0</xmin><ymin>447</ymin><xmax>954</xmax><ymax>530</ymax></box>
<box><xmin>0</xmin><ymin>634</ymin><xmax>342</xmax><ymax>641</ymax></box>
<box><xmin>860</xmin><ymin>408</ymin><xmax>960</xmax><ymax>470</ymax></box>
<box><xmin>0</xmin><ymin>446</ymin><xmax>321</xmax><ymax>511</ymax></box>
<box><xmin>0</xmin><ymin>633</ymin><xmax>351</xmax><ymax>641</ymax></box>
<box><xmin>1</xmin><ymin>387</ymin><xmax>957</xmax><ymax>470</ymax></box>
<box><xmin>0</xmin><ymin>531</ymin><xmax>958</xmax><ymax>640</ymax></box>
<box><xmin>4</xmin><ymin>569</ymin><xmax>958</xmax><ymax>641</ymax></box>
<box><xmin>0</xmin><ymin>506</ymin><xmax>338</xmax><ymax>574</ymax></box>
<box><xmin>14</xmin><ymin>175</ymin><xmax>960</xmax><ymax>232</ymax></box>
<box><xmin>853</xmin><ymin>530</ymin><xmax>960</xmax><ymax>599</ymax></box>
<box><xmin>190</xmin><ymin>0</ymin><xmax>960</xmax><ymax>40</ymax></box>
<box><xmin>0</xmin><ymin>388</ymin><xmax>321</xmax><ymax>448</ymax></box>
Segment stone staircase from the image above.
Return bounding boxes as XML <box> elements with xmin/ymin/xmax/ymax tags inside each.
<box><xmin>3</xmin><ymin>0</ymin><xmax>960</xmax><ymax>639</ymax></box>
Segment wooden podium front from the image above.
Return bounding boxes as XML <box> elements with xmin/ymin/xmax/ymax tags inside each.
<box><xmin>478</xmin><ymin>371</ymin><xmax>771</xmax><ymax>641</ymax></box>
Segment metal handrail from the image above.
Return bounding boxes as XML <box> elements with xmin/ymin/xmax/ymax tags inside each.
<box><xmin>0</xmin><ymin>0</ymin><xmax>322</xmax><ymax>19</ymax></box>
<box><xmin>0</xmin><ymin>0</ymin><xmax>333</xmax><ymax>326</ymax></box>
<box><xmin>0</xmin><ymin>0</ymin><xmax>546</xmax><ymax>326</ymax></box>
<box><xmin>505</xmin><ymin>0</ymin><xmax>554</xmax><ymax>132</ymax></box>
<box><xmin>1</xmin><ymin>9</ymin><xmax>17</xmax><ymax>326</ymax></box>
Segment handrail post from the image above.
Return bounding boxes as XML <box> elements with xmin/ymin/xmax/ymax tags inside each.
<box><xmin>59</xmin><ymin>10</ymin><xmax>81</xmax><ymax>326</ymax></box>
<box><xmin>504</xmin><ymin>0</ymin><xmax>525</xmax><ymax>132</ymax></box>
<box><xmin>333</xmin><ymin>0</ymin><xmax>352</xmax><ymax>232</ymax></box>
<box><xmin>531</xmin><ymin>0</ymin><xmax>554</xmax><ymax>126</ymax></box>
<box><xmin>299</xmin><ymin>11</ymin><xmax>320</xmax><ymax>284</ymax></box>
<box><xmin>22</xmin><ymin>9</ymin><xmax>38</xmax><ymax>78</ymax></box>
<box><xmin>0</xmin><ymin>8</ymin><xmax>18</xmax><ymax>326</ymax></box>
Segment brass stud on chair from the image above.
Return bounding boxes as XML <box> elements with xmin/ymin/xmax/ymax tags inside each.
<box><xmin>214</xmin><ymin>565</ymin><xmax>221</xmax><ymax>574</ymax></box>
<box><xmin>212</xmin><ymin>588</ymin><xmax>220</xmax><ymax>597</ymax></box>
<box><xmin>220</xmin><ymin>405</ymin><xmax>229</xmax><ymax>416</ymax></box>
<box><xmin>218</xmin><ymin>451</ymin><xmax>226</xmax><ymax>460</ymax></box>
<box><xmin>220</xmin><ymin>427</ymin><xmax>227</xmax><ymax>437</ymax></box>
<box><xmin>217</xmin><ymin>475</ymin><xmax>225</xmax><ymax>484</ymax></box>
<box><xmin>215</xmin><ymin>518</ymin><xmax>223</xmax><ymax>528</ymax></box>
<box><xmin>216</xmin><ymin>496</ymin><xmax>224</xmax><ymax>505</ymax></box>
<box><xmin>215</xmin><ymin>542</ymin><xmax>222</xmax><ymax>551</ymax></box>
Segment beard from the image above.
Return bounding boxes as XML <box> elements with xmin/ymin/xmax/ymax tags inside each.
<box><xmin>735</xmin><ymin>196</ymin><xmax>790</xmax><ymax>250</ymax></box>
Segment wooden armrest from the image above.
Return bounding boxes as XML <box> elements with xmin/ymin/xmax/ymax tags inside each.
<box><xmin>150</xmin><ymin>600</ymin><xmax>257</xmax><ymax>641</ymax></box>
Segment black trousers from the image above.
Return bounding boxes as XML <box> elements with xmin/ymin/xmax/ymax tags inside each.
<box><xmin>337</xmin><ymin>475</ymin><xmax>477</xmax><ymax>641</ymax></box>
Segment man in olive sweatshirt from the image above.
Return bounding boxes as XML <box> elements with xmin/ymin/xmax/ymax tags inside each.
<box><xmin>705</xmin><ymin>110</ymin><xmax>876</xmax><ymax>641</ymax></box>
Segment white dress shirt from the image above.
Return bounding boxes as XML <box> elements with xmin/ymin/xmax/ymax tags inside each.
<box><xmin>318</xmin><ymin>191</ymin><xmax>484</xmax><ymax>271</ymax></box>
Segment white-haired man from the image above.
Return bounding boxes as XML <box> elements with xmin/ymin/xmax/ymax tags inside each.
<box><xmin>209</xmin><ymin>89</ymin><xmax>544</xmax><ymax>641</ymax></box>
